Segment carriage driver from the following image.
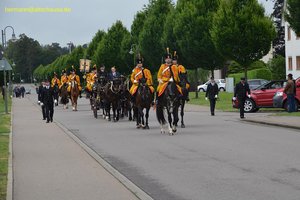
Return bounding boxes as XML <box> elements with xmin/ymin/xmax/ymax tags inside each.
<box><xmin>67</xmin><ymin>66</ymin><xmax>82</xmax><ymax>98</ymax></box>
<box><xmin>156</xmin><ymin>48</ymin><xmax>182</xmax><ymax>104</ymax></box>
<box><xmin>51</xmin><ymin>72</ymin><xmax>61</xmax><ymax>88</ymax></box>
<box><xmin>172</xmin><ymin>51</ymin><xmax>190</xmax><ymax>101</ymax></box>
<box><xmin>129</xmin><ymin>54</ymin><xmax>155</xmax><ymax>103</ymax></box>
<box><xmin>60</xmin><ymin>69</ymin><xmax>69</xmax><ymax>89</ymax></box>
<box><xmin>86</xmin><ymin>65</ymin><xmax>98</xmax><ymax>94</ymax></box>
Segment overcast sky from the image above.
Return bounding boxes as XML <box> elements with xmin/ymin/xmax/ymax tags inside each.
<box><xmin>0</xmin><ymin>0</ymin><xmax>274</xmax><ymax>47</ymax></box>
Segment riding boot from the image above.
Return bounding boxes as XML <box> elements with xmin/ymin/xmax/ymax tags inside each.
<box><xmin>79</xmin><ymin>90</ymin><xmax>82</xmax><ymax>98</ymax></box>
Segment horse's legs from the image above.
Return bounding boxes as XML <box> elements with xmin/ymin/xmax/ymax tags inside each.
<box><xmin>144</xmin><ymin>107</ymin><xmax>150</xmax><ymax>129</ymax></box>
<box><xmin>180</xmin><ymin>101</ymin><xmax>185</xmax><ymax>128</ymax></box>
<box><xmin>136</xmin><ymin>106</ymin><xmax>141</xmax><ymax>128</ymax></box>
<box><xmin>172</xmin><ymin>105</ymin><xmax>179</xmax><ymax>133</ymax></box>
<box><xmin>167</xmin><ymin>108</ymin><xmax>174</xmax><ymax>135</ymax></box>
<box><xmin>140</xmin><ymin>108</ymin><xmax>145</xmax><ymax>128</ymax></box>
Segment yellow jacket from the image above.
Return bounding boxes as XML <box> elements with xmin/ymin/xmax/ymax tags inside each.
<box><xmin>157</xmin><ymin>64</ymin><xmax>182</xmax><ymax>96</ymax></box>
<box><xmin>51</xmin><ymin>77</ymin><xmax>61</xmax><ymax>88</ymax></box>
<box><xmin>86</xmin><ymin>72</ymin><xmax>98</xmax><ymax>92</ymax></box>
<box><xmin>60</xmin><ymin>75</ymin><xmax>69</xmax><ymax>88</ymax></box>
<box><xmin>129</xmin><ymin>67</ymin><xmax>154</xmax><ymax>95</ymax></box>
<box><xmin>67</xmin><ymin>74</ymin><xmax>82</xmax><ymax>91</ymax></box>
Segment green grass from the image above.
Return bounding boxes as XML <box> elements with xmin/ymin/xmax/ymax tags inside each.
<box><xmin>0</xmin><ymin>97</ymin><xmax>11</xmax><ymax>200</ymax></box>
<box><xmin>188</xmin><ymin>92</ymin><xmax>236</xmax><ymax>112</ymax></box>
<box><xmin>274</xmin><ymin>112</ymin><xmax>300</xmax><ymax>116</ymax></box>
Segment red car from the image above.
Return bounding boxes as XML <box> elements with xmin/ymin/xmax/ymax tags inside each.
<box><xmin>232</xmin><ymin>80</ymin><xmax>287</xmax><ymax>112</ymax></box>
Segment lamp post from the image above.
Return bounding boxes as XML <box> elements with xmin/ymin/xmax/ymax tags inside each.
<box><xmin>129</xmin><ymin>44</ymin><xmax>138</xmax><ymax>66</ymax></box>
<box><xmin>1</xmin><ymin>26</ymin><xmax>17</xmax><ymax>114</ymax></box>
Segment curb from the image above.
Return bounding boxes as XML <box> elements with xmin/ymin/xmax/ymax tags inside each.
<box><xmin>6</xmin><ymin>99</ymin><xmax>13</xmax><ymax>200</ymax></box>
<box><xmin>244</xmin><ymin>119</ymin><xmax>300</xmax><ymax>130</ymax></box>
<box><xmin>55</xmin><ymin>121</ymin><xmax>154</xmax><ymax>200</ymax></box>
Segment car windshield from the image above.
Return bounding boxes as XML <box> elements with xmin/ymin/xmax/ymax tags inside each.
<box><xmin>253</xmin><ymin>81</ymin><xmax>271</xmax><ymax>90</ymax></box>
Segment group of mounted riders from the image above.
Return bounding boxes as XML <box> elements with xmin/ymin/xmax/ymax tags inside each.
<box><xmin>50</xmin><ymin>48</ymin><xmax>190</xmax><ymax>135</ymax></box>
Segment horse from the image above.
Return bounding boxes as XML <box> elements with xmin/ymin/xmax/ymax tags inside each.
<box><xmin>156</xmin><ymin>81</ymin><xmax>180</xmax><ymax>135</ymax></box>
<box><xmin>177</xmin><ymin>72</ymin><xmax>189</xmax><ymax>128</ymax></box>
<box><xmin>53</xmin><ymin>84</ymin><xmax>59</xmax><ymax>106</ymax></box>
<box><xmin>134</xmin><ymin>77</ymin><xmax>153</xmax><ymax>129</ymax></box>
<box><xmin>60</xmin><ymin>83</ymin><xmax>69</xmax><ymax>109</ymax></box>
<box><xmin>93</xmin><ymin>76</ymin><xmax>107</xmax><ymax>119</ymax></box>
<box><xmin>120</xmin><ymin>75</ymin><xmax>133</xmax><ymax>121</ymax></box>
<box><xmin>70</xmin><ymin>80</ymin><xmax>79</xmax><ymax>111</ymax></box>
<box><xmin>104</xmin><ymin>78</ymin><xmax>122</xmax><ymax>122</ymax></box>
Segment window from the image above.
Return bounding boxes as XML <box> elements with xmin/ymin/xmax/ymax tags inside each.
<box><xmin>288</xmin><ymin>27</ymin><xmax>292</xmax><ymax>41</ymax></box>
<box><xmin>288</xmin><ymin>57</ymin><xmax>293</xmax><ymax>70</ymax></box>
<box><xmin>297</xmin><ymin>56</ymin><xmax>300</xmax><ymax>70</ymax></box>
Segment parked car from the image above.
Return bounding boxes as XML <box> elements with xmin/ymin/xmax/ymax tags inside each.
<box><xmin>247</xmin><ymin>79</ymin><xmax>268</xmax><ymax>90</ymax></box>
<box><xmin>232</xmin><ymin>80</ymin><xmax>286</xmax><ymax>112</ymax></box>
<box><xmin>273</xmin><ymin>78</ymin><xmax>300</xmax><ymax>111</ymax></box>
<box><xmin>197</xmin><ymin>79</ymin><xmax>226</xmax><ymax>92</ymax></box>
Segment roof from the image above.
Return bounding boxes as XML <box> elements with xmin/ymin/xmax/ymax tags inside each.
<box><xmin>0</xmin><ymin>59</ymin><xmax>13</xmax><ymax>71</ymax></box>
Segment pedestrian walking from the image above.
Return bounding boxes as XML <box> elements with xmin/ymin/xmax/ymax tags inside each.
<box><xmin>205</xmin><ymin>77</ymin><xmax>219</xmax><ymax>116</ymax></box>
<box><xmin>41</xmin><ymin>80</ymin><xmax>55</xmax><ymax>123</ymax></box>
<box><xmin>284</xmin><ymin>73</ymin><xmax>296</xmax><ymax>112</ymax></box>
<box><xmin>20</xmin><ymin>85</ymin><xmax>25</xmax><ymax>98</ymax></box>
<box><xmin>38</xmin><ymin>82</ymin><xmax>46</xmax><ymax>120</ymax></box>
<box><xmin>233</xmin><ymin>77</ymin><xmax>251</xmax><ymax>119</ymax></box>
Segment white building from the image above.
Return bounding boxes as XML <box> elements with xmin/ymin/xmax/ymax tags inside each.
<box><xmin>284</xmin><ymin>3</ymin><xmax>300</xmax><ymax>78</ymax></box>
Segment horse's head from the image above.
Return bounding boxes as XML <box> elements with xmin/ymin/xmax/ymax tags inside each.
<box><xmin>179</xmin><ymin>72</ymin><xmax>187</xmax><ymax>88</ymax></box>
<box><xmin>98</xmin><ymin>76</ymin><xmax>107</xmax><ymax>86</ymax></box>
<box><xmin>137</xmin><ymin>79</ymin><xmax>150</xmax><ymax>101</ymax></box>
<box><xmin>165</xmin><ymin>82</ymin><xmax>179</xmax><ymax>113</ymax></box>
<box><xmin>111</xmin><ymin>78</ymin><xmax>122</xmax><ymax>93</ymax></box>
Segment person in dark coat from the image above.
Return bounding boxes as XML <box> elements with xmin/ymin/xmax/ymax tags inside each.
<box><xmin>233</xmin><ymin>77</ymin><xmax>251</xmax><ymax>119</ymax></box>
<box><xmin>38</xmin><ymin>82</ymin><xmax>46</xmax><ymax>120</ymax></box>
<box><xmin>20</xmin><ymin>85</ymin><xmax>25</xmax><ymax>98</ymax></box>
<box><xmin>205</xmin><ymin>77</ymin><xmax>219</xmax><ymax>116</ymax></box>
<box><xmin>41</xmin><ymin>80</ymin><xmax>55</xmax><ymax>123</ymax></box>
<box><xmin>98</xmin><ymin>64</ymin><xmax>108</xmax><ymax>80</ymax></box>
<box><xmin>107</xmin><ymin>66</ymin><xmax>120</xmax><ymax>81</ymax></box>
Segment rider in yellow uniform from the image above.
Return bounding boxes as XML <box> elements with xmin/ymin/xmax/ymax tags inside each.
<box><xmin>86</xmin><ymin>65</ymin><xmax>98</xmax><ymax>93</ymax></box>
<box><xmin>156</xmin><ymin>49</ymin><xmax>182</xmax><ymax>102</ymax></box>
<box><xmin>130</xmin><ymin>54</ymin><xmax>155</xmax><ymax>96</ymax></box>
<box><xmin>172</xmin><ymin>51</ymin><xmax>190</xmax><ymax>101</ymax></box>
<box><xmin>67</xmin><ymin>66</ymin><xmax>82</xmax><ymax>97</ymax></box>
<box><xmin>51</xmin><ymin>72</ymin><xmax>61</xmax><ymax>88</ymax></box>
<box><xmin>60</xmin><ymin>69</ymin><xmax>69</xmax><ymax>89</ymax></box>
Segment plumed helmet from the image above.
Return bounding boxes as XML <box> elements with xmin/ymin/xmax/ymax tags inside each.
<box><xmin>136</xmin><ymin>53</ymin><xmax>144</xmax><ymax>64</ymax></box>
<box><xmin>164</xmin><ymin>47</ymin><xmax>172</xmax><ymax>59</ymax></box>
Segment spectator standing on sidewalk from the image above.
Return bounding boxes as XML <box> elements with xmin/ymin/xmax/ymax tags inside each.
<box><xmin>205</xmin><ymin>77</ymin><xmax>219</xmax><ymax>116</ymax></box>
<box><xmin>20</xmin><ymin>85</ymin><xmax>25</xmax><ymax>98</ymax></box>
<box><xmin>41</xmin><ymin>80</ymin><xmax>55</xmax><ymax>123</ymax></box>
<box><xmin>233</xmin><ymin>77</ymin><xmax>251</xmax><ymax>119</ymax></box>
<box><xmin>284</xmin><ymin>73</ymin><xmax>296</xmax><ymax>112</ymax></box>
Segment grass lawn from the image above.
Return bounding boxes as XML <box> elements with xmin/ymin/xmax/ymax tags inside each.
<box><xmin>188</xmin><ymin>91</ymin><xmax>236</xmax><ymax>112</ymax></box>
<box><xmin>274</xmin><ymin>111</ymin><xmax>300</xmax><ymax>116</ymax></box>
<box><xmin>0</xmin><ymin>97</ymin><xmax>11</xmax><ymax>200</ymax></box>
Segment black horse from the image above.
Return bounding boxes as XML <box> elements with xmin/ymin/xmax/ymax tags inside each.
<box><xmin>93</xmin><ymin>76</ymin><xmax>108</xmax><ymax>119</ymax></box>
<box><xmin>53</xmin><ymin>84</ymin><xmax>59</xmax><ymax>106</ymax></box>
<box><xmin>120</xmin><ymin>75</ymin><xmax>133</xmax><ymax>121</ymax></box>
<box><xmin>104</xmin><ymin>78</ymin><xmax>122</xmax><ymax>122</ymax></box>
<box><xmin>177</xmin><ymin>72</ymin><xmax>189</xmax><ymax>128</ymax></box>
<box><xmin>156</xmin><ymin>81</ymin><xmax>180</xmax><ymax>135</ymax></box>
<box><xmin>134</xmin><ymin>77</ymin><xmax>153</xmax><ymax>129</ymax></box>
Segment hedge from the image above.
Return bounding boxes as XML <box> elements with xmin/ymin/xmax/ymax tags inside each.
<box><xmin>229</xmin><ymin>68</ymin><xmax>272</xmax><ymax>84</ymax></box>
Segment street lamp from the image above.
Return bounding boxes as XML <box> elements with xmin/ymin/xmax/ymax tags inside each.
<box><xmin>1</xmin><ymin>26</ymin><xmax>17</xmax><ymax>48</ymax></box>
<box><xmin>129</xmin><ymin>44</ymin><xmax>138</xmax><ymax>66</ymax></box>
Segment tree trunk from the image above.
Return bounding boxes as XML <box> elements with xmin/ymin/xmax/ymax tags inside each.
<box><xmin>244</xmin><ymin>66</ymin><xmax>248</xmax><ymax>80</ymax></box>
<box><xmin>195</xmin><ymin>68</ymin><xmax>199</xmax><ymax>99</ymax></box>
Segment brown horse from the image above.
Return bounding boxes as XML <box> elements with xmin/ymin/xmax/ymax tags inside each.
<box><xmin>60</xmin><ymin>83</ymin><xmax>69</xmax><ymax>109</ymax></box>
<box><xmin>70</xmin><ymin>80</ymin><xmax>79</xmax><ymax>111</ymax></box>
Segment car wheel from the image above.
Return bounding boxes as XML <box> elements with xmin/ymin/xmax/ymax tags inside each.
<box><xmin>219</xmin><ymin>87</ymin><xmax>225</xmax><ymax>92</ymax></box>
<box><xmin>199</xmin><ymin>88</ymin><xmax>205</xmax><ymax>92</ymax></box>
<box><xmin>244</xmin><ymin>99</ymin><xmax>255</xmax><ymax>113</ymax></box>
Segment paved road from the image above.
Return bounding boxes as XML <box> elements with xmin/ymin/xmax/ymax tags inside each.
<box><xmin>26</xmin><ymin>84</ymin><xmax>300</xmax><ymax>200</ymax></box>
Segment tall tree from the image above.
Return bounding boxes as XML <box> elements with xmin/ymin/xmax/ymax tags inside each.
<box><xmin>85</xmin><ymin>30</ymin><xmax>106</xmax><ymax>60</ymax></box>
<box><xmin>211</xmin><ymin>0</ymin><xmax>276</xmax><ymax>79</ymax></box>
<box><xmin>139</xmin><ymin>0</ymin><xmax>174</xmax><ymax>70</ymax></box>
<box><xmin>171</xmin><ymin>0</ymin><xmax>224</xmax><ymax>76</ymax></box>
<box><xmin>93</xmin><ymin>21</ymin><xmax>130</xmax><ymax>74</ymax></box>
<box><xmin>285</xmin><ymin>0</ymin><xmax>300</xmax><ymax>35</ymax></box>
<box><xmin>271</xmin><ymin>0</ymin><xmax>285</xmax><ymax>56</ymax></box>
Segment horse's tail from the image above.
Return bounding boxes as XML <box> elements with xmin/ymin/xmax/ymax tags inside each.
<box><xmin>156</xmin><ymin>105</ymin><xmax>166</xmax><ymax>125</ymax></box>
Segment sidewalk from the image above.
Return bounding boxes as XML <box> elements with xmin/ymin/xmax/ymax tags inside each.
<box><xmin>12</xmin><ymin>97</ymin><xmax>141</xmax><ymax>200</ymax></box>
<box><xmin>244</xmin><ymin>115</ymin><xmax>300</xmax><ymax>130</ymax></box>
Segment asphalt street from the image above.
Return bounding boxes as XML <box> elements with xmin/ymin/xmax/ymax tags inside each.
<box><xmin>26</xmin><ymin>84</ymin><xmax>300</xmax><ymax>200</ymax></box>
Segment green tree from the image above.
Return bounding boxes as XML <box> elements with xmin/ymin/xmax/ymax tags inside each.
<box><xmin>211</xmin><ymin>0</ymin><xmax>276</xmax><ymax>79</ymax></box>
<box><xmin>93</xmin><ymin>21</ymin><xmax>130</xmax><ymax>74</ymax></box>
<box><xmin>85</xmin><ymin>30</ymin><xmax>106</xmax><ymax>60</ymax></box>
<box><xmin>285</xmin><ymin>0</ymin><xmax>300</xmax><ymax>35</ymax></box>
<box><xmin>139</xmin><ymin>0</ymin><xmax>174</xmax><ymax>69</ymax></box>
<box><xmin>267</xmin><ymin>55</ymin><xmax>286</xmax><ymax>80</ymax></box>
